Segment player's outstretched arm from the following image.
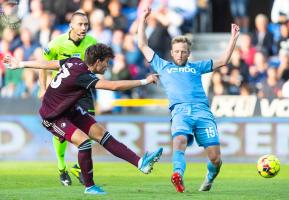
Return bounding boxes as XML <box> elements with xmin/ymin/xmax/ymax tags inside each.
<box><xmin>137</xmin><ymin>5</ymin><xmax>155</xmax><ymax>62</ymax></box>
<box><xmin>95</xmin><ymin>74</ymin><xmax>159</xmax><ymax>91</ymax></box>
<box><xmin>212</xmin><ymin>24</ymin><xmax>240</xmax><ymax>70</ymax></box>
<box><xmin>3</xmin><ymin>55</ymin><xmax>60</xmax><ymax>70</ymax></box>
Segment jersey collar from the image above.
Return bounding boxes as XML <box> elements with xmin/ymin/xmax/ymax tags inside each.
<box><xmin>68</xmin><ymin>31</ymin><xmax>82</xmax><ymax>46</ymax></box>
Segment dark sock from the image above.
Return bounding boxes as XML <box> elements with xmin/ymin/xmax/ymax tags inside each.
<box><xmin>78</xmin><ymin>139</ymin><xmax>94</xmax><ymax>187</ymax></box>
<box><xmin>100</xmin><ymin>132</ymin><xmax>140</xmax><ymax>167</ymax></box>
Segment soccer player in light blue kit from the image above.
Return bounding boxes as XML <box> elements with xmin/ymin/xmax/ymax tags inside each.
<box><xmin>138</xmin><ymin>6</ymin><xmax>240</xmax><ymax>193</ymax></box>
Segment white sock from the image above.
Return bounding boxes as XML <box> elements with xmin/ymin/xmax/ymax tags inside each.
<box><xmin>138</xmin><ymin>158</ymin><xmax>143</xmax><ymax>168</ymax></box>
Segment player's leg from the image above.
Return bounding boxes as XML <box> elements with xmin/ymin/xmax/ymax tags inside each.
<box><xmin>171</xmin><ymin>135</ymin><xmax>188</xmax><ymax>193</ymax></box>
<box><xmin>170</xmin><ymin>104</ymin><xmax>195</xmax><ymax>193</ymax></box>
<box><xmin>194</xmin><ymin>114</ymin><xmax>222</xmax><ymax>191</ymax></box>
<box><xmin>53</xmin><ymin>117</ymin><xmax>106</xmax><ymax>194</ymax></box>
<box><xmin>88</xmin><ymin>123</ymin><xmax>163</xmax><ymax>174</ymax></box>
<box><xmin>42</xmin><ymin>120</ymin><xmax>71</xmax><ymax>186</ymax></box>
<box><xmin>71</xmin><ymin>106</ymin><xmax>163</xmax><ymax>174</ymax></box>
<box><xmin>70</xmin><ymin>111</ymin><xmax>96</xmax><ymax>185</ymax></box>
<box><xmin>69</xmin><ymin>129</ymin><xmax>106</xmax><ymax>195</ymax></box>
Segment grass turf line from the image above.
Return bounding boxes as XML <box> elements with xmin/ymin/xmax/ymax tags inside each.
<box><xmin>0</xmin><ymin>162</ymin><xmax>288</xmax><ymax>200</ymax></box>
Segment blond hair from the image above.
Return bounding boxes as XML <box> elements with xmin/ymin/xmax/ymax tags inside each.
<box><xmin>171</xmin><ymin>35</ymin><xmax>192</xmax><ymax>50</ymax></box>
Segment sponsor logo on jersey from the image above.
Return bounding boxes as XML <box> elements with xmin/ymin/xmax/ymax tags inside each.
<box><xmin>167</xmin><ymin>67</ymin><xmax>196</xmax><ymax>74</ymax></box>
<box><xmin>72</xmin><ymin>53</ymin><xmax>81</xmax><ymax>58</ymax></box>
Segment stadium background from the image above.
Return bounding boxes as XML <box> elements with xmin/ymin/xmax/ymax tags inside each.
<box><xmin>0</xmin><ymin>0</ymin><xmax>289</xmax><ymax>164</ymax></box>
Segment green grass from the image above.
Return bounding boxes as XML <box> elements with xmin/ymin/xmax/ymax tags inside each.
<box><xmin>0</xmin><ymin>162</ymin><xmax>288</xmax><ymax>200</ymax></box>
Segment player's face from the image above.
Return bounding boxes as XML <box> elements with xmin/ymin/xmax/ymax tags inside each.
<box><xmin>171</xmin><ymin>42</ymin><xmax>190</xmax><ymax>66</ymax></box>
<box><xmin>70</xmin><ymin>15</ymin><xmax>89</xmax><ymax>40</ymax></box>
<box><xmin>93</xmin><ymin>57</ymin><xmax>110</xmax><ymax>74</ymax></box>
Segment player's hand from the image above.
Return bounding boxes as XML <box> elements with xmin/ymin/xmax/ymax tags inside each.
<box><xmin>140</xmin><ymin>5</ymin><xmax>151</xmax><ymax>21</ymax></box>
<box><xmin>231</xmin><ymin>24</ymin><xmax>240</xmax><ymax>39</ymax></box>
<box><xmin>146</xmin><ymin>74</ymin><xmax>159</xmax><ymax>84</ymax></box>
<box><xmin>38</xmin><ymin>88</ymin><xmax>46</xmax><ymax>100</ymax></box>
<box><xmin>3</xmin><ymin>55</ymin><xmax>21</xmax><ymax>69</ymax></box>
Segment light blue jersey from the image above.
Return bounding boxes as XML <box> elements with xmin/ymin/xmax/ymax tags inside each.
<box><xmin>149</xmin><ymin>53</ymin><xmax>219</xmax><ymax>147</ymax></box>
<box><xmin>149</xmin><ymin>54</ymin><xmax>213</xmax><ymax>109</ymax></box>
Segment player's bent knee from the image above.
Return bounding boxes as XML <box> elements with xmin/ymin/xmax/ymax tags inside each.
<box><xmin>173</xmin><ymin>135</ymin><xmax>188</xmax><ymax>149</ymax></box>
<box><xmin>88</xmin><ymin>123</ymin><xmax>106</xmax><ymax>142</ymax></box>
<box><xmin>71</xmin><ymin>129</ymin><xmax>90</xmax><ymax>146</ymax></box>
<box><xmin>207</xmin><ymin>146</ymin><xmax>221</xmax><ymax>165</ymax></box>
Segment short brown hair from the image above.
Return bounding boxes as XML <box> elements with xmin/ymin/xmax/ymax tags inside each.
<box><xmin>85</xmin><ymin>44</ymin><xmax>114</xmax><ymax>65</ymax></box>
<box><xmin>71</xmin><ymin>12</ymin><xmax>87</xmax><ymax>21</ymax></box>
<box><xmin>171</xmin><ymin>36</ymin><xmax>192</xmax><ymax>50</ymax></box>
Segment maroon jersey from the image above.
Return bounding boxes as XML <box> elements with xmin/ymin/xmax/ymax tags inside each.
<box><xmin>39</xmin><ymin>58</ymin><xmax>99</xmax><ymax>119</ymax></box>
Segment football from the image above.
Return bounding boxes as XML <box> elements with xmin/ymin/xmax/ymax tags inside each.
<box><xmin>257</xmin><ymin>155</ymin><xmax>281</xmax><ymax>178</ymax></box>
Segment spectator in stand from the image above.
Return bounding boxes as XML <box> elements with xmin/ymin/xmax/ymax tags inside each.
<box><xmin>19</xmin><ymin>28</ymin><xmax>40</xmax><ymax>61</ymax></box>
<box><xmin>229</xmin><ymin>0</ymin><xmax>249</xmax><ymax>33</ymax></box>
<box><xmin>35</xmin><ymin>12</ymin><xmax>54</xmax><ymax>48</ymax></box>
<box><xmin>208</xmin><ymin>71</ymin><xmax>228</xmax><ymax>97</ymax></box>
<box><xmin>227</xmin><ymin>47</ymin><xmax>250</xmax><ymax>83</ymax></box>
<box><xmin>104</xmin><ymin>0</ymin><xmax>128</xmax><ymax>32</ymax></box>
<box><xmin>95</xmin><ymin>0</ymin><xmax>110</xmax><ymax>15</ymax></box>
<box><xmin>2</xmin><ymin>27</ymin><xmax>21</xmax><ymax>52</ymax></box>
<box><xmin>277</xmin><ymin>48</ymin><xmax>289</xmax><ymax>82</ymax></box>
<box><xmin>1</xmin><ymin>47</ymin><xmax>24</xmax><ymax>98</ymax></box>
<box><xmin>248</xmin><ymin>51</ymin><xmax>269</xmax><ymax>92</ymax></box>
<box><xmin>239</xmin><ymin>33</ymin><xmax>256</xmax><ymax>66</ymax></box>
<box><xmin>251</xmin><ymin>14</ymin><xmax>274</xmax><ymax>56</ymax></box>
<box><xmin>42</xmin><ymin>0</ymin><xmax>81</xmax><ymax>26</ymax></box>
<box><xmin>123</xmin><ymin>33</ymin><xmax>146</xmax><ymax>80</ymax></box>
<box><xmin>276</xmin><ymin>23</ymin><xmax>289</xmax><ymax>53</ymax></box>
<box><xmin>239</xmin><ymin>82</ymin><xmax>251</xmax><ymax>96</ymax></box>
<box><xmin>13</xmin><ymin>48</ymin><xmax>42</xmax><ymax>98</ymax></box>
<box><xmin>227</xmin><ymin>68</ymin><xmax>243</xmax><ymax>95</ymax></box>
<box><xmin>147</xmin><ymin>0</ymin><xmax>184</xmax><ymax>37</ymax></box>
<box><xmin>80</xmin><ymin>0</ymin><xmax>95</xmax><ymax>16</ymax></box>
<box><xmin>168</xmin><ymin>0</ymin><xmax>198</xmax><ymax>34</ymax></box>
<box><xmin>258</xmin><ymin>67</ymin><xmax>283</xmax><ymax>100</ymax></box>
<box><xmin>21</xmin><ymin>0</ymin><xmax>45</xmax><ymax>40</ymax></box>
<box><xmin>145</xmin><ymin>9</ymin><xmax>171</xmax><ymax>60</ymax></box>
<box><xmin>111</xmin><ymin>29</ymin><xmax>125</xmax><ymax>54</ymax></box>
<box><xmin>271</xmin><ymin>0</ymin><xmax>289</xmax><ymax>24</ymax></box>
<box><xmin>88</xmin><ymin>9</ymin><xmax>112</xmax><ymax>45</ymax></box>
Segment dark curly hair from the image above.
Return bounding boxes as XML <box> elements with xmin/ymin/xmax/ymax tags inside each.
<box><xmin>84</xmin><ymin>43</ymin><xmax>114</xmax><ymax>66</ymax></box>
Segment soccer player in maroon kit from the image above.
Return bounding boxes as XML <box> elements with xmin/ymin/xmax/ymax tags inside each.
<box><xmin>4</xmin><ymin>43</ymin><xmax>163</xmax><ymax>195</ymax></box>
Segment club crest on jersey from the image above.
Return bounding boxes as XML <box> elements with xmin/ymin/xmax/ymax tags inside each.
<box><xmin>167</xmin><ymin>67</ymin><xmax>196</xmax><ymax>74</ymax></box>
<box><xmin>71</xmin><ymin>53</ymin><xmax>81</xmax><ymax>58</ymax></box>
<box><xmin>60</xmin><ymin>123</ymin><xmax>66</xmax><ymax>128</ymax></box>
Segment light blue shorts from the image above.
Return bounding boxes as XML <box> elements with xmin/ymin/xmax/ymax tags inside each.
<box><xmin>170</xmin><ymin>103</ymin><xmax>220</xmax><ymax>147</ymax></box>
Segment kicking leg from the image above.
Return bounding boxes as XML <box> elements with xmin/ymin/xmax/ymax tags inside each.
<box><xmin>88</xmin><ymin>123</ymin><xmax>163</xmax><ymax>174</ymax></box>
<box><xmin>171</xmin><ymin>135</ymin><xmax>187</xmax><ymax>193</ymax></box>
<box><xmin>199</xmin><ymin>145</ymin><xmax>222</xmax><ymax>191</ymax></box>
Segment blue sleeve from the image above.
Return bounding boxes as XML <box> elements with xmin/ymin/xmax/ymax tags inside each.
<box><xmin>199</xmin><ymin>59</ymin><xmax>213</xmax><ymax>74</ymax></box>
<box><xmin>148</xmin><ymin>53</ymin><xmax>169</xmax><ymax>73</ymax></box>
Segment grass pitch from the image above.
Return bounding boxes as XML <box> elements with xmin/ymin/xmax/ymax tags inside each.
<box><xmin>0</xmin><ymin>162</ymin><xmax>288</xmax><ymax>200</ymax></box>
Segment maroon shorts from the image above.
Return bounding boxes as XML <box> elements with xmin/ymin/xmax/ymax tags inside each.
<box><xmin>42</xmin><ymin>106</ymin><xmax>96</xmax><ymax>142</ymax></box>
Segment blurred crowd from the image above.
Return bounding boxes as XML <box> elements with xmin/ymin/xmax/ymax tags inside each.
<box><xmin>0</xmin><ymin>0</ymin><xmax>289</xmax><ymax>111</ymax></box>
<box><xmin>209</xmin><ymin>0</ymin><xmax>289</xmax><ymax>100</ymax></box>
